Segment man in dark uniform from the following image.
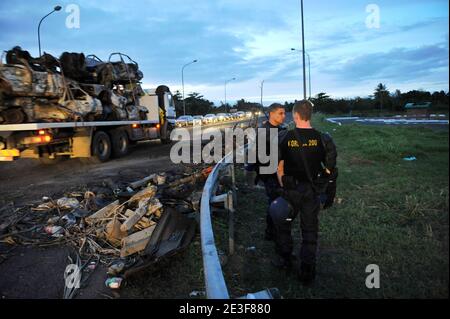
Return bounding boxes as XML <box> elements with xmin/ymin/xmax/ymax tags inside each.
<box><xmin>252</xmin><ymin>103</ymin><xmax>287</xmax><ymax>240</ymax></box>
<box><xmin>270</xmin><ymin>100</ymin><xmax>337</xmax><ymax>285</ymax></box>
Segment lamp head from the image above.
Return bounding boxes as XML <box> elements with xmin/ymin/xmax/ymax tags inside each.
<box><xmin>54</xmin><ymin>5</ymin><xmax>62</xmax><ymax>11</ymax></box>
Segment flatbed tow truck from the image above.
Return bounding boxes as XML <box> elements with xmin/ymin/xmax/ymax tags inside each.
<box><xmin>0</xmin><ymin>86</ymin><xmax>176</xmax><ymax>163</ymax></box>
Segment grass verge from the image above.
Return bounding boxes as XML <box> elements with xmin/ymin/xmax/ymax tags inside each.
<box><xmin>212</xmin><ymin>114</ymin><xmax>448</xmax><ymax>298</ymax></box>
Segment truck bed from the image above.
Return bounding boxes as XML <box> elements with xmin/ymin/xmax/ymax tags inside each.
<box><xmin>0</xmin><ymin>120</ymin><xmax>159</xmax><ymax>132</ymax></box>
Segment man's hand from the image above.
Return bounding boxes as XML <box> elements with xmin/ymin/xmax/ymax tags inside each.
<box><xmin>277</xmin><ymin>160</ymin><xmax>285</xmax><ymax>187</ymax></box>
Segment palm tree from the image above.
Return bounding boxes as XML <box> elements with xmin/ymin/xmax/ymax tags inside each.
<box><xmin>374</xmin><ymin>83</ymin><xmax>389</xmax><ymax>111</ymax></box>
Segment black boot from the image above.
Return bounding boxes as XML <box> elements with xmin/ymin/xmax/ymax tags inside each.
<box><xmin>264</xmin><ymin>215</ymin><xmax>275</xmax><ymax>241</ymax></box>
<box><xmin>298</xmin><ymin>263</ymin><xmax>316</xmax><ymax>285</ymax></box>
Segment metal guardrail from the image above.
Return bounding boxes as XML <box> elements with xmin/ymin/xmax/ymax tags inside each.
<box><xmin>200</xmin><ymin>145</ymin><xmax>239</xmax><ymax>299</ymax></box>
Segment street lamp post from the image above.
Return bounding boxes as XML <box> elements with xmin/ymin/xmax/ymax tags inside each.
<box><xmin>224</xmin><ymin>77</ymin><xmax>236</xmax><ymax>112</ymax></box>
<box><xmin>300</xmin><ymin>0</ymin><xmax>307</xmax><ymax>100</ymax></box>
<box><xmin>260</xmin><ymin>80</ymin><xmax>265</xmax><ymax>108</ymax></box>
<box><xmin>38</xmin><ymin>5</ymin><xmax>62</xmax><ymax>57</ymax></box>
<box><xmin>181</xmin><ymin>59</ymin><xmax>198</xmax><ymax>116</ymax></box>
<box><xmin>291</xmin><ymin>48</ymin><xmax>311</xmax><ymax>99</ymax></box>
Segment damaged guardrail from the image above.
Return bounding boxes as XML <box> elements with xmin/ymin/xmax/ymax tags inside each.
<box><xmin>200</xmin><ymin>148</ymin><xmax>237</xmax><ymax>299</ymax></box>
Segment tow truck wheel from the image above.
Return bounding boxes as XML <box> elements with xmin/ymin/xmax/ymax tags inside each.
<box><xmin>111</xmin><ymin>129</ymin><xmax>129</xmax><ymax>157</ymax></box>
<box><xmin>91</xmin><ymin>131</ymin><xmax>111</xmax><ymax>162</ymax></box>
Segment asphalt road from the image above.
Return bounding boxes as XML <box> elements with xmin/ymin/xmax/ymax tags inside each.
<box><xmin>0</xmin><ymin>118</ymin><xmax>258</xmax><ymax>205</ymax></box>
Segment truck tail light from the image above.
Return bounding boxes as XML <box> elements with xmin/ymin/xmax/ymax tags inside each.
<box><xmin>23</xmin><ymin>135</ymin><xmax>53</xmax><ymax>144</ymax></box>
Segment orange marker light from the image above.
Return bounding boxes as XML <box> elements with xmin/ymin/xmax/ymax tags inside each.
<box><xmin>38</xmin><ymin>130</ymin><xmax>46</xmax><ymax>135</ymax></box>
<box><xmin>132</xmin><ymin>124</ymin><xmax>139</xmax><ymax>128</ymax></box>
<box><xmin>156</xmin><ymin>124</ymin><xmax>161</xmax><ymax>129</ymax></box>
<box><xmin>43</xmin><ymin>135</ymin><xmax>52</xmax><ymax>143</ymax></box>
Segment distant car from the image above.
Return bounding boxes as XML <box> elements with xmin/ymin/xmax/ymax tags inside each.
<box><xmin>203</xmin><ymin>114</ymin><xmax>217</xmax><ymax>124</ymax></box>
<box><xmin>176</xmin><ymin>115</ymin><xmax>194</xmax><ymax>127</ymax></box>
<box><xmin>236</xmin><ymin>111</ymin><xmax>245</xmax><ymax>118</ymax></box>
<box><xmin>192</xmin><ymin>115</ymin><xmax>203</xmax><ymax>126</ymax></box>
<box><xmin>216</xmin><ymin>113</ymin><xmax>227</xmax><ymax>122</ymax></box>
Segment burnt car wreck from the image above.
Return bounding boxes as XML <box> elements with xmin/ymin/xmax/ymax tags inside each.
<box><xmin>0</xmin><ymin>46</ymin><xmax>147</xmax><ymax>124</ymax></box>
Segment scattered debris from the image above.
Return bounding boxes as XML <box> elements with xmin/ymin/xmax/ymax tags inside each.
<box><xmin>189</xmin><ymin>290</ymin><xmax>206</xmax><ymax>298</ymax></box>
<box><xmin>44</xmin><ymin>225</ymin><xmax>64</xmax><ymax>237</ymax></box>
<box><xmin>105</xmin><ymin>277</ymin><xmax>123</xmax><ymax>289</ymax></box>
<box><xmin>0</xmin><ymin>164</ymin><xmax>213</xmax><ymax>294</ymax></box>
<box><xmin>403</xmin><ymin>156</ymin><xmax>417</xmax><ymax>161</ymax></box>
<box><xmin>56</xmin><ymin>197</ymin><xmax>80</xmax><ymax>210</ymax></box>
<box><xmin>107</xmin><ymin>260</ymin><xmax>126</xmax><ymax>276</ymax></box>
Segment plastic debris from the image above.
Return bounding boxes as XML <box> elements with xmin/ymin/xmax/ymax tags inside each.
<box><xmin>107</xmin><ymin>260</ymin><xmax>126</xmax><ymax>276</ymax></box>
<box><xmin>403</xmin><ymin>156</ymin><xmax>417</xmax><ymax>161</ymax></box>
<box><xmin>105</xmin><ymin>277</ymin><xmax>123</xmax><ymax>289</ymax></box>
<box><xmin>154</xmin><ymin>173</ymin><xmax>167</xmax><ymax>185</ymax></box>
<box><xmin>56</xmin><ymin>197</ymin><xmax>80</xmax><ymax>210</ymax></box>
<box><xmin>33</xmin><ymin>202</ymin><xmax>56</xmax><ymax>212</ymax></box>
<box><xmin>47</xmin><ymin>216</ymin><xmax>61</xmax><ymax>225</ymax></box>
<box><xmin>189</xmin><ymin>290</ymin><xmax>206</xmax><ymax>297</ymax></box>
<box><xmin>61</xmin><ymin>213</ymin><xmax>77</xmax><ymax>226</ymax></box>
<box><xmin>87</xmin><ymin>261</ymin><xmax>97</xmax><ymax>271</ymax></box>
<box><xmin>44</xmin><ymin>225</ymin><xmax>64</xmax><ymax>237</ymax></box>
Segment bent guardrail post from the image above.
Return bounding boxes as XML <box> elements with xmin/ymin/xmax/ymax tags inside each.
<box><xmin>227</xmin><ymin>190</ymin><xmax>235</xmax><ymax>256</ymax></box>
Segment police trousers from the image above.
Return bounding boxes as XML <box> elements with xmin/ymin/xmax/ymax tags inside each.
<box><xmin>273</xmin><ymin>182</ymin><xmax>320</xmax><ymax>266</ymax></box>
<box><xmin>262</xmin><ymin>174</ymin><xmax>281</xmax><ymax>236</ymax></box>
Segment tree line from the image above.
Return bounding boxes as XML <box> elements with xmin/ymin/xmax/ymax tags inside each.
<box><xmin>173</xmin><ymin>84</ymin><xmax>449</xmax><ymax>116</ymax></box>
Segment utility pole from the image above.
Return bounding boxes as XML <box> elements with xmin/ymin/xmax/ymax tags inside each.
<box><xmin>181</xmin><ymin>59</ymin><xmax>198</xmax><ymax>115</ymax></box>
<box><xmin>224</xmin><ymin>77</ymin><xmax>236</xmax><ymax>113</ymax></box>
<box><xmin>260</xmin><ymin>80</ymin><xmax>265</xmax><ymax>108</ymax></box>
<box><xmin>300</xmin><ymin>0</ymin><xmax>307</xmax><ymax>100</ymax></box>
<box><xmin>38</xmin><ymin>5</ymin><xmax>62</xmax><ymax>57</ymax></box>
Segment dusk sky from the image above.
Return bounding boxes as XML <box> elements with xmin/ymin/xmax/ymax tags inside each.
<box><xmin>0</xmin><ymin>0</ymin><xmax>448</xmax><ymax>105</ymax></box>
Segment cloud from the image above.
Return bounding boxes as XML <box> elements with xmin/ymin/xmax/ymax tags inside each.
<box><xmin>327</xmin><ymin>43</ymin><xmax>448</xmax><ymax>83</ymax></box>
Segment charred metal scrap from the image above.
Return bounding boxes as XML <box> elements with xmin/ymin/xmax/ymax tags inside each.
<box><xmin>0</xmin><ymin>46</ymin><xmax>146</xmax><ymax>124</ymax></box>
